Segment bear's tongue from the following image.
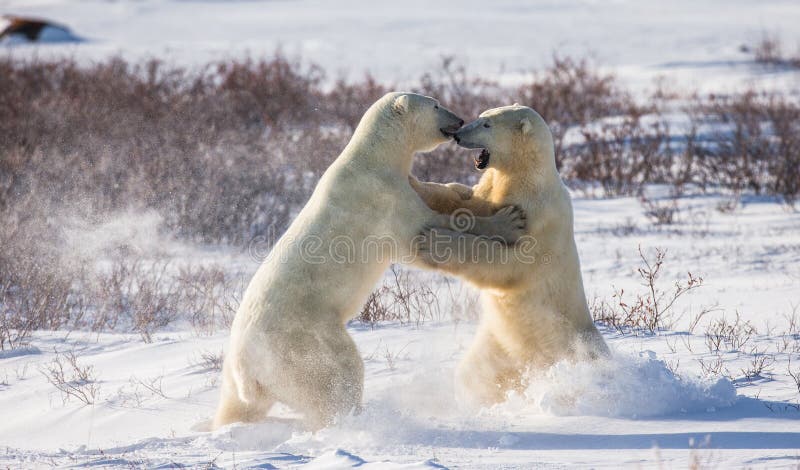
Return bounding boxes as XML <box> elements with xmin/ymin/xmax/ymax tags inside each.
<box><xmin>474</xmin><ymin>149</ymin><xmax>490</xmax><ymax>170</ymax></box>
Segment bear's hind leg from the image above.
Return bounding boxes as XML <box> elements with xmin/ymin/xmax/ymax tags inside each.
<box><xmin>300</xmin><ymin>360</ymin><xmax>364</xmax><ymax>430</ymax></box>
<box><xmin>455</xmin><ymin>326</ymin><xmax>519</xmax><ymax>408</ymax></box>
<box><xmin>213</xmin><ymin>362</ymin><xmax>275</xmax><ymax>429</ymax></box>
<box><xmin>275</xmin><ymin>328</ymin><xmax>364</xmax><ymax>430</ymax></box>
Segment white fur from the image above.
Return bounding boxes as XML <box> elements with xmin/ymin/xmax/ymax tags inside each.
<box><xmin>212</xmin><ymin>92</ymin><xmax>516</xmax><ymax>429</ymax></box>
<box><xmin>413</xmin><ymin>105</ymin><xmax>609</xmax><ymax>407</ymax></box>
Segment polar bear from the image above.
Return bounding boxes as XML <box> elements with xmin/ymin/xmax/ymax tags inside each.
<box><xmin>412</xmin><ymin>104</ymin><xmax>609</xmax><ymax>407</ymax></box>
<box><xmin>212</xmin><ymin>92</ymin><xmax>526</xmax><ymax>430</ymax></box>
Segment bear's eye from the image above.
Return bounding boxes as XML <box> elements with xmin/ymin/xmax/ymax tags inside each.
<box><xmin>483</xmin><ymin>123</ymin><xmax>491</xmax><ymax>128</ymax></box>
<box><xmin>434</xmin><ymin>104</ymin><xmax>439</xmax><ymax>110</ymax></box>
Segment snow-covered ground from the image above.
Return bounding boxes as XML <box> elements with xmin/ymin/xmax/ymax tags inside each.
<box><xmin>1</xmin><ymin>193</ymin><xmax>799</xmax><ymax>469</ymax></box>
<box><xmin>2</xmin><ymin>0</ymin><xmax>800</xmax><ymax>96</ymax></box>
<box><xmin>2</xmin><ymin>1</ymin><xmax>800</xmax><ymax>468</ymax></box>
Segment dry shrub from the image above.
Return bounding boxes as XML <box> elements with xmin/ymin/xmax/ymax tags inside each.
<box><xmin>130</xmin><ymin>374</ymin><xmax>168</xmax><ymax>399</ymax></box>
<box><xmin>639</xmin><ymin>190</ymin><xmax>681</xmax><ymax>226</ymax></box>
<box><xmin>93</xmin><ymin>257</ymin><xmax>182</xmax><ymax>342</ymax></box>
<box><xmin>777</xmin><ymin>307</ymin><xmax>800</xmax><ymax>354</ymax></box>
<box><xmin>754</xmin><ymin>35</ymin><xmax>784</xmax><ymax>66</ymax></box>
<box><xmin>0</xmin><ymin>254</ymin><xmax>76</xmax><ymax>349</ymax></box>
<box><xmin>592</xmin><ymin>246</ymin><xmax>703</xmax><ymax>334</ymax></box>
<box><xmin>670</xmin><ymin>123</ymin><xmax>716</xmax><ymax>192</ymax></box>
<box><xmin>4</xmin><ymin>52</ymin><xmax>798</xmax><ymax>250</ymax></box>
<box><xmin>40</xmin><ymin>349</ymin><xmax>100</xmax><ymax>405</ymax></box>
<box><xmin>358</xmin><ymin>272</ymin><xmax>480</xmax><ymax>327</ymax></box>
<box><xmin>0</xmin><ymin>205</ymin><xmax>241</xmax><ymax>344</ymax></box>
<box><xmin>88</xmin><ymin>257</ymin><xmax>243</xmax><ymax>341</ymax></box>
<box><xmin>740</xmin><ymin>347</ymin><xmax>775</xmax><ymax>381</ymax></box>
<box><xmin>325</xmin><ymin>74</ymin><xmax>390</xmax><ymax>131</ymax></box>
<box><xmin>178</xmin><ymin>265</ymin><xmax>242</xmax><ymax>336</ymax></box>
<box><xmin>0</xmin><ymin>54</ymin><xmax>342</xmax><ymax>245</ymax></box>
<box><xmin>697</xmin><ymin>355</ymin><xmax>731</xmax><ymax>379</ymax></box>
<box><xmin>704</xmin><ymin>312</ymin><xmax>756</xmax><ymax>353</ymax></box>
<box><xmin>417</xmin><ymin>56</ymin><xmax>506</xmax><ymax>121</ymax></box>
<box><xmin>4</xmin><ymin>52</ymin><xmax>800</xmax><ymax>342</ymax></box>
<box><xmin>563</xmin><ymin>112</ymin><xmax>671</xmax><ymax>196</ymax></box>
<box><xmin>192</xmin><ymin>350</ymin><xmax>224</xmax><ymax>372</ymax></box>
<box><xmin>789</xmin><ymin>358</ymin><xmax>800</xmax><ymax>395</ymax></box>
<box><xmin>357</xmin><ymin>266</ymin><xmax>443</xmax><ymax>327</ymax></box>
<box><xmin>752</xmin><ymin>34</ymin><xmax>800</xmax><ymax>69</ymax></box>
<box><xmin>0</xmin><ymin>205</ymin><xmax>89</xmax><ymax>350</ymax></box>
<box><xmin>517</xmin><ymin>55</ymin><xmax>640</xmax><ymax>167</ymax></box>
<box><xmin>358</xmin><ymin>291</ymin><xmax>391</xmax><ymax>327</ymax></box>
<box><xmin>691</xmin><ymin>90</ymin><xmax>800</xmax><ymax>202</ymax></box>
<box><xmin>214</xmin><ymin>54</ymin><xmax>325</xmax><ymax>129</ymax></box>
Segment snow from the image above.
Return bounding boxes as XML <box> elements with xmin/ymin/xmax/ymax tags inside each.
<box><xmin>504</xmin><ymin>351</ymin><xmax>737</xmax><ymax>418</ymax></box>
<box><xmin>1</xmin><ymin>1</ymin><xmax>799</xmax><ymax>467</ymax></box>
<box><xmin>1</xmin><ymin>193</ymin><xmax>799</xmax><ymax>468</ymax></box>
<box><xmin>2</xmin><ymin>0</ymin><xmax>800</xmax><ymax>95</ymax></box>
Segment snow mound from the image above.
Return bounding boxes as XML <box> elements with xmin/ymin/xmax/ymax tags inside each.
<box><xmin>500</xmin><ymin>350</ymin><xmax>737</xmax><ymax>418</ymax></box>
<box><xmin>0</xmin><ymin>345</ymin><xmax>40</xmax><ymax>359</ymax></box>
<box><xmin>303</xmin><ymin>449</ymin><xmax>365</xmax><ymax>469</ymax></box>
<box><xmin>303</xmin><ymin>449</ymin><xmax>447</xmax><ymax>469</ymax></box>
<box><xmin>209</xmin><ymin>418</ymin><xmax>300</xmax><ymax>452</ymax></box>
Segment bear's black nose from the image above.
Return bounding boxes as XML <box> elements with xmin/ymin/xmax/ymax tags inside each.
<box><xmin>454</xmin><ymin>135</ymin><xmax>460</xmax><ymax>143</ymax></box>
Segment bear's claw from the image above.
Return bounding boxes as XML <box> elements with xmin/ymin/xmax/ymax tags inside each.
<box><xmin>490</xmin><ymin>205</ymin><xmax>528</xmax><ymax>243</ymax></box>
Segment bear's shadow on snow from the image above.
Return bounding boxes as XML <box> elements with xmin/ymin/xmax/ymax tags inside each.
<box><xmin>389</xmin><ymin>396</ymin><xmax>800</xmax><ymax>451</ymax></box>
<box><xmin>407</xmin><ymin>428</ymin><xmax>800</xmax><ymax>451</ymax></box>
<box><xmin>655</xmin><ymin>395</ymin><xmax>800</xmax><ymax>422</ymax></box>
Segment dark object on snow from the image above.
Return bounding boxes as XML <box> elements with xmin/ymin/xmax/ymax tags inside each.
<box><xmin>0</xmin><ymin>15</ymin><xmax>78</xmax><ymax>43</ymax></box>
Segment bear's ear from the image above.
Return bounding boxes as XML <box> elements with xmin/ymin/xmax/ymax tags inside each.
<box><xmin>392</xmin><ymin>95</ymin><xmax>410</xmax><ymax>115</ymax></box>
<box><xmin>520</xmin><ymin>117</ymin><xmax>534</xmax><ymax>135</ymax></box>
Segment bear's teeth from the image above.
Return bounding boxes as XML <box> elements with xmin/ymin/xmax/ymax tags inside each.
<box><xmin>474</xmin><ymin>149</ymin><xmax>490</xmax><ymax>169</ymax></box>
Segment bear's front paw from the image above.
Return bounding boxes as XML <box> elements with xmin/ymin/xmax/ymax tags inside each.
<box><xmin>413</xmin><ymin>228</ymin><xmax>455</xmax><ymax>266</ymax></box>
<box><xmin>491</xmin><ymin>205</ymin><xmax>527</xmax><ymax>243</ymax></box>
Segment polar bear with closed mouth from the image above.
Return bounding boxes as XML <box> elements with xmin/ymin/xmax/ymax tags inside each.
<box><xmin>213</xmin><ymin>92</ymin><xmax>526</xmax><ymax>430</ymax></box>
<box><xmin>412</xmin><ymin>104</ymin><xmax>609</xmax><ymax>407</ymax></box>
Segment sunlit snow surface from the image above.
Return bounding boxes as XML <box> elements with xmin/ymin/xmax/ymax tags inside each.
<box><xmin>1</xmin><ymin>1</ymin><xmax>800</xmax><ymax>467</ymax></box>
<box><xmin>0</xmin><ymin>193</ymin><xmax>798</xmax><ymax>468</ymax></box>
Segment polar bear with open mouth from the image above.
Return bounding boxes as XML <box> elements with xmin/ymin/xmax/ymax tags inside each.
<box><xmin>413</xmin><ymin>104</ymin><xmax>609</xmax><ymax>407</ymax></box>
<box><xmin>213</xmin><ymin>93</ymin><xmax>526</xmax><ymax>429</ymax></box>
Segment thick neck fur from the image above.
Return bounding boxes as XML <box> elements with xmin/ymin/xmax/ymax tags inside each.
<box><xmin>341</xmin><ymin>103</ymin><xmax>417</xmax><ymax>175</ymax></box>
<box><xmin>476</xmin><ymin>140</ymin><xmax>560</xmax><ymax>205</ymax></box>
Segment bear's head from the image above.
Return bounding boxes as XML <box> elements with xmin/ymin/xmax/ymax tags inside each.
<box><xmin>454</xmin><ymin>104</ymin><xmax>554</xmax><ymax>173</ymax></box>
<box><xmin>368</xmin><ymin>92</ymin><xmax>464</xmax><ymax>153</ymax></box>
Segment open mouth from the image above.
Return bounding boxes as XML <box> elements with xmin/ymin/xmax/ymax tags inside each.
<box><xmin>474</xmin><ymin>149</ymin><xmax>490</xmax><ymax>170</ymax></box>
